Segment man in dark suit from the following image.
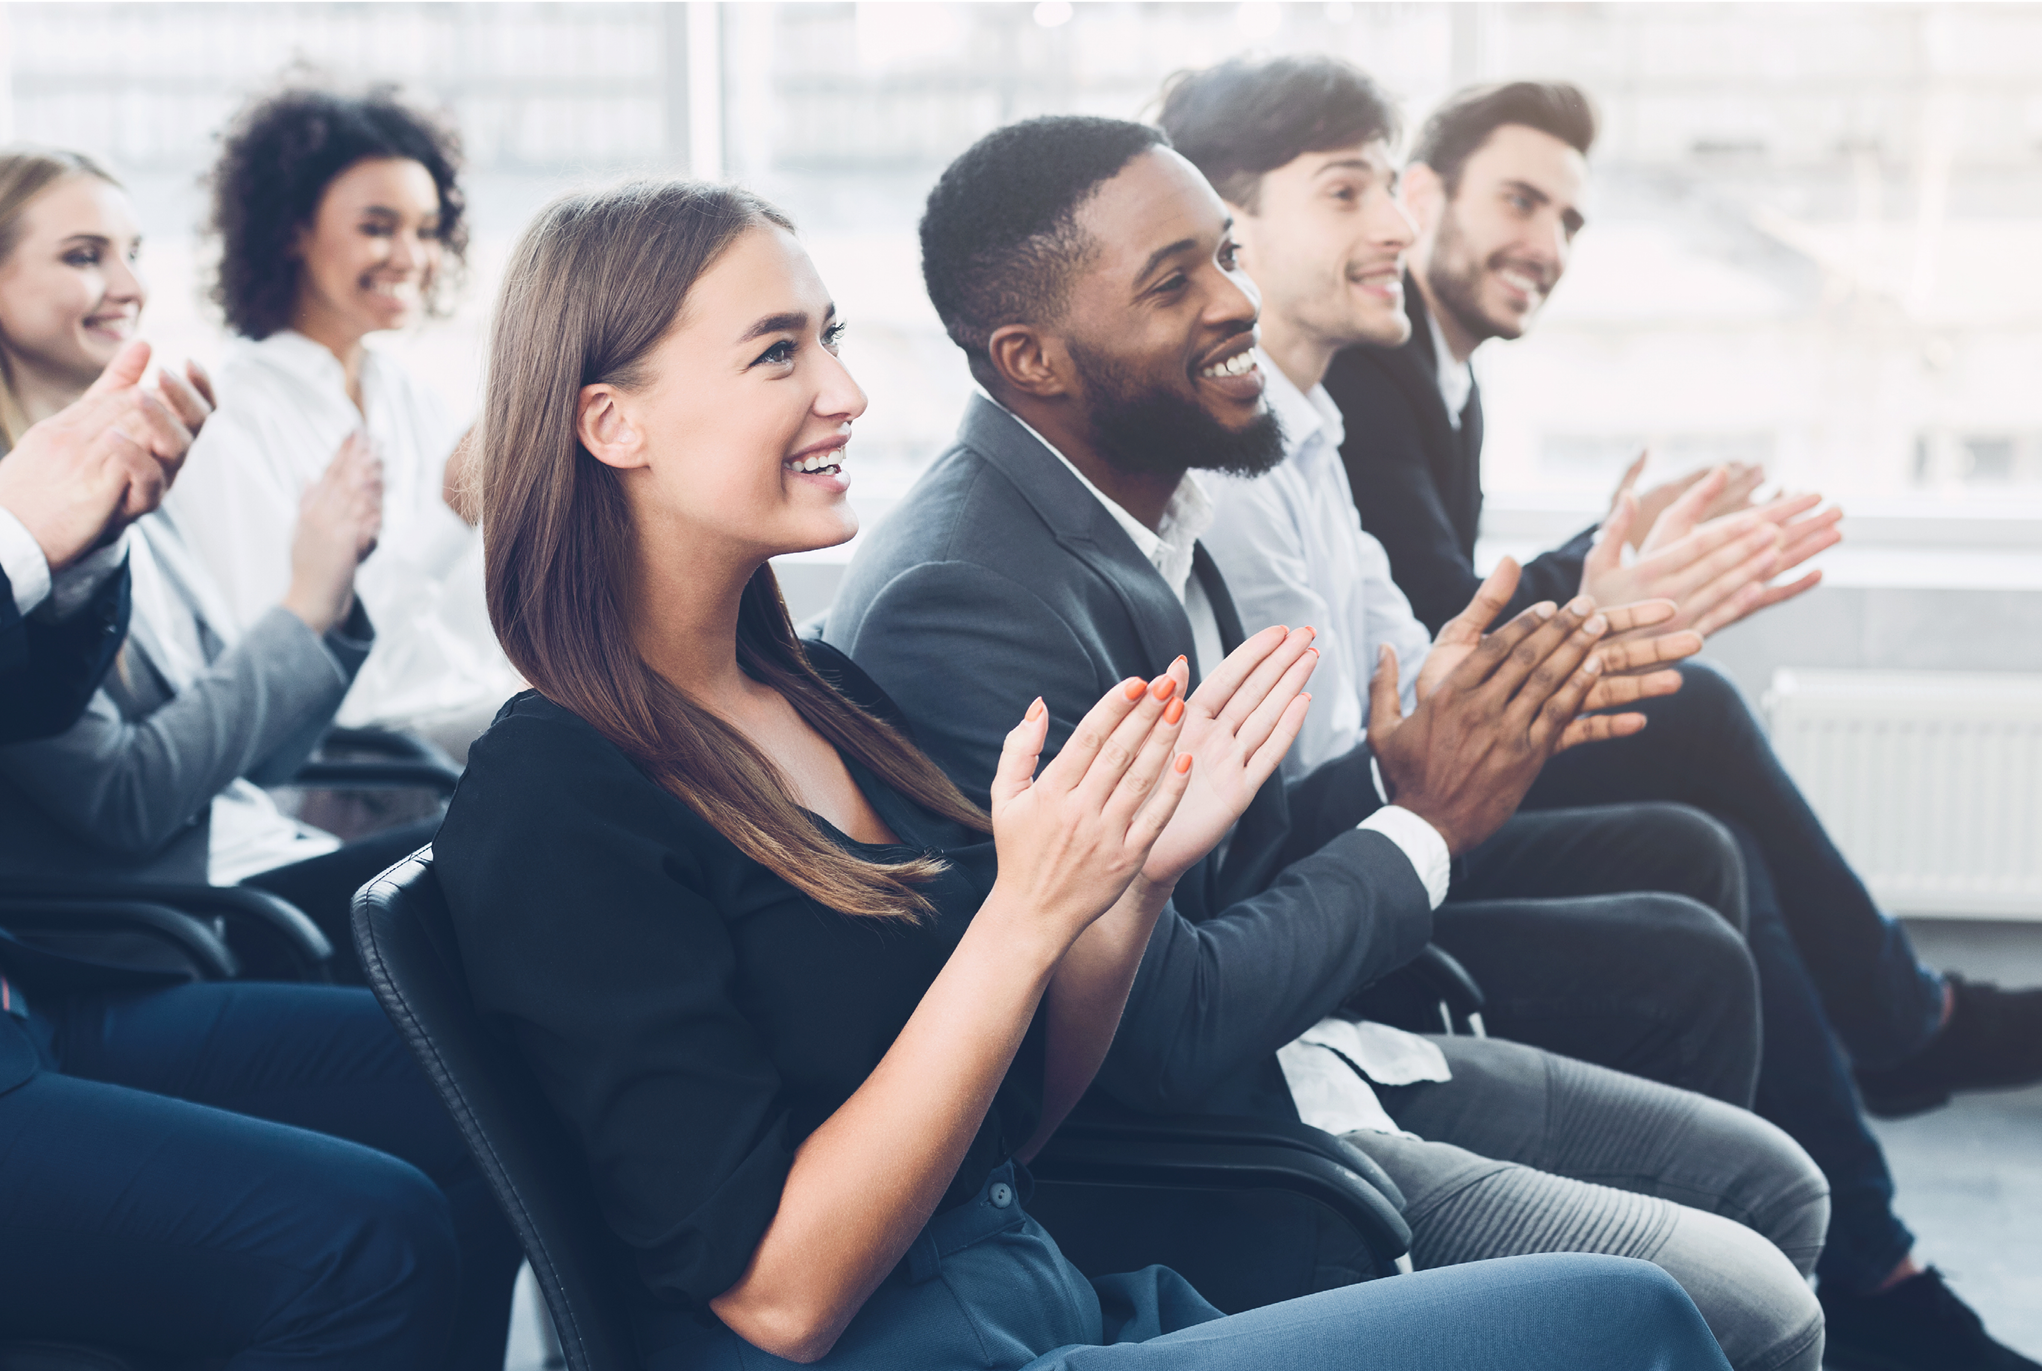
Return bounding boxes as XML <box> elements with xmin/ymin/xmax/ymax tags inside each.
<box><xmin>1315</xmin><ymin>75</ymin><xmax>2038</xmax><ymax>1366</ymax></box>
<box><xmin>827</xmin><ymin>116</ymin><xmax>1835</xmax><ymax>1364</ymax></box>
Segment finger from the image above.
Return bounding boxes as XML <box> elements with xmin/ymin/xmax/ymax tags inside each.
<box><xmin>1434</xmin><ymin>557</ymin><xmax>1520</xmax><ymax>652</ymax></box>
<box><xmin>1216</xmin><ymin>625</ymin><xmax>1316</xmax><ymax>734</ymax></box>
<box><xmin>108</xmin><ymin>428</ymin><xmax>166</xmax><ymax>521</ymax></box>
<box><xmin>1632</xmin><ymin>509</ymin><xmax>1767</xmax><ymax>584</ymax></box>
<box><xmin>1648</xmin><ymin>466</ymin><xmax>1730</xmax><ymax>546</ymax></box>
<box><xmin>1592</xmin><ymin>629</ymin><xmax>1701</xmax><ymax>675</ymax></box>
<box><xmin>1584</xmin><ymin>491</ymin><xmax>1636</xmax><ymax>580</ymax></box>
<box><xmin>1187</xmin><ymin>624</ymin><xmax>1290</xmax><ymax>716</ymax></box>
<box><xmin>1596</xmin><ymin>598</ymin><xmax>1676</xmax><ymax>636</ymax></box>
<box><xmin>84</xmin><ymin>338</ymin><xmax>151</xmax><ymax>396</ymax></box>
<box><xmin>1103</xmin><ymin>680</ymin><xmax>1187</xmax><ymax>833</ymax></box>
<box><xmin>1231</xmin><ymin>641</ymin><xmax>1319</xmax><ymax>761</ymax></box>
<box><xmin>989</xmin><ymin>698</ymin><xmax>1049</xmax><ymax>810</ymax></box>
<box><xmin>1653</xmin><ymin>523</ymin><xmax>1781</xmax><ymax>606</ymax></box>
<box><xmin>1716</xmin><ymin>464</ymin><xmax>1767</xmax><ymax>513</ymax></box>
<box><xmin>1365</xmin><ymin>644</ymin><xmax>1405</xmax><ymax>748</ymax></box>
<box><xmin>150</xmin><ymin>365</ymin><xmax>213</xmax><ymax>431</ymax></box>
<box><xmin>1080</xmin><ymin>673</ymin><xmax>1175</xmax><ymax>810</ymax></box>
<box><xmin>1672</xmin><ymin>539</ymin><xmax>1780</xmax><ymax>629</ymax></box>
<box><xmin>1691</xmin><ymin>569</ymin><xmax>1823</xmax><ymax>638</ymax></box>
<box><xmin>115</xmin><ymin>387</ymin><xmax>195</xmax><ymax>463</ymax></box>
<box><xmin>1582</xmin><ymin>667</ymin><xmax>1684</xmax><ymax>712</ymax></box>
<box><xmin>182</xmin><ymin>358</ymin><xmax>217</xmax><ymax>412</ymax></box>
<box><xmin>1039</xmin><ymin>676</ymin><xmax>1148</xmax><ymax>794</ymax></box>
<box><xmin>1478</xmin><ymin>597</ymin><xmax>1593</xmax><ymax>711</ymax></box>
<box><xmin>1128</xmin><ymin>745</ymin><xmax>1195</xmax><ymax>853</ymax></box>
<box><xmin>1773</xmin><ymin>512</ymin><xmax>1842</xmax><ymax>572</ymax></box>
<box><xmin>1752</xmin><ymin>490</ymin><xmax>1822</xmax><ymax>527</ymax></box>
<box><xmin>1526</xmin><ymin>647</ymin><xmax>1606</xmax><ymax>753</ymax></box>
<box><xmin>1556</xmin><ymin>710</ymin><xmax>1650</xmax><ymax>752</ymax></box>
<box><xmin>1244</xmin><ymin>690</ymin><xmax>1314</xmax><ymax>784</ymax></box>
<box><xmin>1612</xmin><ymin>450</ymin><xmax>1648</xmax><ymax>501</ymax></box>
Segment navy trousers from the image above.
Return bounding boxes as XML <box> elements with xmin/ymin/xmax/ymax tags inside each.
<box><xmin>0</xmin><ymin>980</ymin><xmax>522</xmax><ymax>1368</ymax></box>
<box><xmin>1525</xmin><ymin>659</ymin><xmax>1929</xmax><ymax>1295</ymax></box>
<box><xmin>646</xmin><ymin>1163</ymin><xmax>1733</xmax><ymax>1371</ymax></box>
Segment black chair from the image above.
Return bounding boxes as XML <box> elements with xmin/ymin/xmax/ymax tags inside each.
<box><xmin>353</xmin><ymin>848</ymin><xmax>1415</xmax><ymax>1371</ymax></box>
<box><xmin>290</xmin><ymin>726</ymin><xmax>463</xmax><ymax>799</ymax></box>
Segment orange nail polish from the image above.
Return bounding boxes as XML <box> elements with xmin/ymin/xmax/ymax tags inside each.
<box><xmin>1123</xmin><ymin>678</ymin><xmax>1146</xmax><ymax>700</ymax></box>
<box><xmin>1026</xmin><ymin>697</ymin><xmax>1045</xmax><ymax>721</ymax></box>
<box><xmin>1164</xmin><ymin>698</ymin><xmax>1184</xmax><ymax>724</ymax></box>
<box><xmin>1151</xmin><ymin>675</ymin><xmax>1178</xmax><ymax>702</ymax></box>
<box><xmin>1175</xmin><ymin>752</ymin><xmax>1193</xmax><ymax>773</ymax></box>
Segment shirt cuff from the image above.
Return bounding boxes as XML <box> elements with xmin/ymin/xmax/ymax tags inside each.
<box><xmin>1359</xmin><ymin>805</ymin><xmax>1451</xmax><ymax>910</ymax></box>
<box><xmin>44</xmin><ymin>534</ymin><xmax>128</xmax><ymax>621</ymax></box>
<box><xmin>0</xmin><ymin>505</ymin><xmax>51</xmax><ymax>617</ymax></box>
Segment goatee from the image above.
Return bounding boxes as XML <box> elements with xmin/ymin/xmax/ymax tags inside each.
<box><xmin>1070</xmin><ymin>338</ymin><xmax>1287</xmax><ymax>480</ymax></box>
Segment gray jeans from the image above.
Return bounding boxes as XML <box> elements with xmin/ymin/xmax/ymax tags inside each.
<box><xmin>1352</xmin><ymin>1035</ymin><xmax>1829</xmax><ymax>1371</ymax></box>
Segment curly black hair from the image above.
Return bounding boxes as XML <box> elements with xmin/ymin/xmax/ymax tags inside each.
<box><xmin>919</xmin><ymin>115</ymin><xmax>1166</xmax><ymax>374</ymax></box>
<box><xmin>206</xmin><ymin>84</ymin><xmax>468</xmax><ymax>339</ymax></box>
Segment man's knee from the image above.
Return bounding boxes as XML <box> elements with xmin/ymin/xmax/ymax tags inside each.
<box><xmin>1653</xmin><ymin>1207</ymin><xmax>1825</xmax><ymax>1371</ymax></box>
<box><xmin>1624</xmin><ymin>804</ymin><xmax>1749</xmax><ymax>935</ymax></box>
<box><xmin>1673</xmin><ymin>1097</ymin><xmax>1831</xmax><ymax>1279</ymax></box>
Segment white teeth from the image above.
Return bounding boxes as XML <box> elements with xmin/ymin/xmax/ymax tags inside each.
<box><xmin>1499</xmin><ymin>270</ymin><xmax>1540</xmax><ymax>295</ymax></box>
<box><xmin>787</xmin><ymin>450</ymin><xmax>844</xmax><ymax>474</ymax></box>
<box><xmin>1200</xmin><ymin>350</ymin><xmax>1257</xmax><ymax>380</ymax></box>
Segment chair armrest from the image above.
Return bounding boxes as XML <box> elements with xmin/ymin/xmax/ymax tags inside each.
<box><xmin>1397</xmin><ymin>943</ymin><xmax>1485</xmax><ymax>1034</ymax></box>
<box><xmin>0</xmin><ymin>879</ymin><xmax>330</xmax><ymax>981</ymax></box>
<box><xmin>1034</xmin><ymin>1118</ymin><xmax>1411</xmax><ymax>1270</ymax></box>
<box><xmin>1344</xmin><ymin>941</ymin><xmax>1487</xmax><ymax>1036</ymax></box>
<box><xmin>291</xmin><ymin>759</ymin><xmax>463</xmax><ymax>796</ymax></box>
<box><xmin>0</xmin><ymin>896</ymin><xmax>239</xmax><ymax>981</ymax></box>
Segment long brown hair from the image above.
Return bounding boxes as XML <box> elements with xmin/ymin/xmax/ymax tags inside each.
<box><xmin>482</xmin><ymin>180</ymin><xmax>989</xmax><ymax>920</ymax></box>
<box><xmin>0</xmin><ymin>148</ymin><xmax>120</xmax><ymax>448</ymax></box>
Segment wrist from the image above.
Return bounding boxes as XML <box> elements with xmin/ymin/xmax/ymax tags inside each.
<box><xmin>281</xmin><ymin>582</ymin><xmax>339</xmax><ymax>635</ymax></box>
<box><xmin>972</xmin><ymin>881</ymin><xmax>1084</xmax><ymax>972</ymax></box>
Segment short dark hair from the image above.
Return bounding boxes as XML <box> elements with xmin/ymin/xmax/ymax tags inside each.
<box><xmin>1409</xmin><ymin>81</ymin><xmax>1597</xmax><ymax>196</ymax></box>
<box><xmin>1155</xmin><ymin>55</ymin><xmax>1400</xmax><ymax>210</ymax></box>
<box><xmin>920</xmin><ymin>115</ymin><xmax>1166</xmax><ymax>369</ymax></box>
<box><xmin>207</xmin><ymin>84</ymin><xmax>469</xmax><ymax>339</ymax></box>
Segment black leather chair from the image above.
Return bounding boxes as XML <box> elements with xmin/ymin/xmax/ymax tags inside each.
<box><xmin>353</xmin><ymin>848</ymin><xmax>1415</xmax><ymax>1371</ymax></box>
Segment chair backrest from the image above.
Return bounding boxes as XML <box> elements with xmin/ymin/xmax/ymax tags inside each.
<box><xmin>352</xmin><ymin>848</ymin><xmax>642</xmax><ymax>1371</ymax></box>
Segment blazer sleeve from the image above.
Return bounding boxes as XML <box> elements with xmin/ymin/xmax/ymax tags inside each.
<box><xmin>0</xmin><ymin>560</ymin><xmax>129</xmax><ymax>746</ymax></box>
<box><xmin>436</xmin><ymin>707</ymin><xmax>800</xmax><ymax>1308</ymax></box>
<box><xmin>1328</xmin><ymin>363</ymin><xmax>1490</xmax><ymax>637</ymax></box>
<box><xmin>0</xmin><ymin>604</ymin><xmax>368</xmax><ymax>856</ymax></box>
<box><xmin>834</xmin><ymin>560</ymin><xmax>1434</xmax><ymax>1117</ymax></box>
<box><xmin>1507</xmin><ymin>525</ymin><xmax>1598</xmax><ymax>623</ymax></box>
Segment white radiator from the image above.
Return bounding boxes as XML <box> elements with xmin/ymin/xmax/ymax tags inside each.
<box><xmin>1764</xmin><ymin>670</ymin><xmax>2042</xmax><ymax>919</ymax></box>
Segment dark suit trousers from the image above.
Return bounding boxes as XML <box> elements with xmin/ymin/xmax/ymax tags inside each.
<box><xmin>1520</xmin><ymin>660</ymin><xmax>1927</xmax><ymax>1295</ymax></box>
<box><xmin>0</xmin><ymin>981</ymin><xmax>521</xmax><ymax>1368</ymax></box>
<box><xmin>1428</xmin><ymin>804</ymin><xmax>1762</xmax><ymax>1109</ymax></box>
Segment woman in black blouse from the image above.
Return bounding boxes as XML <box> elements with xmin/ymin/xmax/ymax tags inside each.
<box><xmin>435</xmin><ymin>179</ymin><xmax>1733</xmax><ymax>1371</ymax></box>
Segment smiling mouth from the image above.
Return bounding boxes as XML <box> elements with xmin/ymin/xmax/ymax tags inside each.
<box><xmin>1497</xmin><ymin>267</ymin><xmax>1546</xmax><ymax>303</ymax></box>
<box><xmin>1198</xmin><ymin>349</ymin><xmax>1258</xmax><ymax>381</ymax></box>
<box><xmin>786</xmin><ymin>446</ymin><xmax>846</xmax><ymax>476</ymax></box>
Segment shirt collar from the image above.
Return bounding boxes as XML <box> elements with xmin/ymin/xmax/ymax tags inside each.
<box><xmin>1257</xmin><ymin>347</ymin><xmax>1347</xmax><ymax>462</ymax></box>
<box><xmin>976</xmin><ymin>386</ymin><xmax>1212</xmax><ymax>602</ymax></box>
<box><xmin>1426</xmin><ymin>304</ymin><xmax>1473</xmax><ymax>428</ymax></box>
<box><xmin>239</xmin><ymin>329</ymin><xmax>382</xmax><ymax>399</ymax></box>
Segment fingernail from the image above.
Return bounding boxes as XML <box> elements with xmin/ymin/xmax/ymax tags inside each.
<box><xmin>1123</xmin><ymin>678</ymin><xmax>1146</xmax><ymax>700</ymax></box>
<box><xmin>1535</xmin><ymin>602</ymin><xmax>1557</xmax><ymax>619</ymax></box>
<box><xmin>1582</xmin><ymin>656</ymin><xmax>1603</xmax><ymax>675</ymax></box>
<box><xmin>1164</xmin><ymin>698</ymin><xmax>1184</xmax><ymax>724</ymax></box>
<box><xmin>1027</xmin><ymin>697</ymin><xmax>1045</xmax><ymax>721</ymax></box>
<box><xmin>1568</xmin><ymin>596</ymin><xmax>1594</xmax><ymax>615</ymax></box>
<box><xmin>1585</xmin><ymin>613</ymin><xmax>1608</xmax><ymax>634</ymax></box>
<box><xmin>1173</xmin><ymin>655</ymin><xmax>1187</xmax><ymax>668</ymax></box>
<box><xmin>1150</xmin><ymin>675</ymin><xmax>1178</xmax><ymax>702</ymax></box>
<box><xmin>1301</xmin><ymin>625</ymin><xmax>1316</xmax><ymax>637</ymax></box>
<box><xmin>1175</xmin><ymin>753</ymin><xmax>1193</xmax><ymax>774</ymax></box>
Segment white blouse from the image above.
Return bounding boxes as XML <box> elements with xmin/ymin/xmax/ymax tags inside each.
<box><xmin>162</xmin><ymin>330</ymin><xmax>520</xmax><ymax>734</ymax></box>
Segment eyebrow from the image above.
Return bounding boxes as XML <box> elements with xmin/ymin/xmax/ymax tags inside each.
<box><xmin>739</xmin><ymin>303</ymin><xmax>837</xmax><ymax>344</ymax></box>
<box><xmin>355</xmin><ymin>204</ymin><xmax>438</xmax><ymax>223</ymax></box>
<box><xmin>57</xmin><ymin>233</ymin><xmax>114</xmax><ymax>247</ymax></box>
<box><xmin>1502</xmin><ymin>177</ymin><xmax>1586</xmax><ymax>232</ymax></box>
<box><xmin>1134</xmin><ymin>217</ymin><xmax>1230</xmax><ymax>290</ymax></box>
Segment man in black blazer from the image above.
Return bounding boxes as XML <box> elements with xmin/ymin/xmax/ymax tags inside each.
<box><xmin>1317</xmin><ymin>76</ymin><xmax>2039</xmax><ymax>1364</ymax></box>
<box><xmin>828</xmin><ymin>117</ymin><xmax>1837</xmax><ymax>1359</ymax></box>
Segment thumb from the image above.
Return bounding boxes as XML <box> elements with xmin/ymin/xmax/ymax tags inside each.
<box><xmin>989</xmin><ymin>698</ymin><xmax>1048</xmax><ymax>813</ymax></box>
<box><xmin>1366</xmin><ymin>645</ymin><xmax>1404</xmax><ymax>744</ymax></box>
<box><xmin>1588</xmin><ymin>491</ymin><xmax>1637</xmax><ymax>578</ymax></box>
<box><xmin>1654</xmin><ymin>466</ymin><xmax>1728</xmax><ymax>544</ymax></box>
<box><xmin>86</xmin><ymin>338</ymin><xmax>152</xmax><ymax>396</ymax></box>
<box><xmin>1438</xmin><ymin>556</ymin><xmax>1520</xmax><ymax>647</ymax></box>
<box><xmin>1611</xmin><ymin>449</ymin><xmax>1647</xmax><ymax>504</ymax></box>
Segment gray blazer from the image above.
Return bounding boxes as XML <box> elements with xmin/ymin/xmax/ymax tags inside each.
<box><xmin>827</xmin><ymin>394</ymin><xmax>1432</xmax><ymax>1122</ymax></box>
<box><xmin>0</xmin><ymin>531</ymin><xmax>372</xmax><ymax>884</ymax></box>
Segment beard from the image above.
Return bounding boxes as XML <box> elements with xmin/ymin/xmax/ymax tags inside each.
<box><xmin>1425</xmin><ymin>205</ymin><xmax>1524</xmax><ymax>345</ymax></box>
<box><xmin>1067</xmin><ymin>335</ymin><xmax>1287</xmax><ymax>481</ymax></box>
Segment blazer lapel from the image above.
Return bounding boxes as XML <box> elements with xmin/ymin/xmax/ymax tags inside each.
<box><xmin>958</xmin><ymin>395</ymin><xmax>1198</xmax><ymax>675</ymax></box>
<box><xmin>1395</xmin><ymin>285</ymin><xmax>1484</xmax><ymax>558</ymax></box>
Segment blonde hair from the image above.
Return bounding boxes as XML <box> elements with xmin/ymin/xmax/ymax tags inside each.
<box><xmin>0</xmin><ymin>148</ymin><xmax>121</xmax><ymax>448</ymax></box>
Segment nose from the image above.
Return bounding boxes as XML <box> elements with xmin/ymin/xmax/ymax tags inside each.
<box><xmin>103</xmin><ymin>253</ymin><xmax>147</xmax><ymax>310</ymax></box>
<box><xmin>385</xmin><ymin>228</ymin><xmax>419</xmax><ymax>274</ymax></box>
<box><xmin>1209</xmin><ymin>262</ymin><xmax>1261</xmax><ymax>330</ymax></box>
<box><xmin>816</xmin><ymin>345</ymin><xmax>868</xmax><ymax>424</ymax></box>
<box><xmin>1378</xmin><ymin>194</ymin><xmax>1419</xmax><ymax>252</ymax></box>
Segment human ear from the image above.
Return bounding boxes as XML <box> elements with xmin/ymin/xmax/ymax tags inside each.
<box><xmin>577</xmin><ymin>383</ymin><xmax>648</xmax><ymax>470</ymax></box>
<box><xmin>1400</xmin><ymin>163</ymin><xmax>1446</xmax><ymax>238</ymax></box>
<box><xmin>985</xmin><ymin>324</ymin><xmax>1072</xmax><ymax>401</ymax></box>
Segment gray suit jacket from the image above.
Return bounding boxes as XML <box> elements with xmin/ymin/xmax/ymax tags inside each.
<box><xmin>827</xmin><ymin>395</ymin><xmax>1433</xmax><ymax>1121</ymax></box>
<box><xmin>0</xmin><ymin>543</ymin><xmax>372</xmax><ymax>884</ymax></box>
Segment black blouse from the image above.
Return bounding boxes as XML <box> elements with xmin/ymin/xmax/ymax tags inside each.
<box><xmin>434</xmin><ymin>644</ymin><xmax>1039</xmax><ymax>1310</ymax></box>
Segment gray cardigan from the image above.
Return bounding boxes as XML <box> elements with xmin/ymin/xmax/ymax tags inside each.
<box><xmin>826</xmin><ymin>394</ymin><xmax>1431</xmax><ymax>1122</ymax></box>
<box><xmin>0</xmin><ymin>566</ymin><xmax>372</xmax><ymax>884</ymax></box>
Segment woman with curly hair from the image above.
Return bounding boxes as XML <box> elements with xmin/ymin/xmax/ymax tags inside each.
<box><xmin>163</xmin><ymin>85</ymin><xmax>518</xmax><ymax>757</ymax></box>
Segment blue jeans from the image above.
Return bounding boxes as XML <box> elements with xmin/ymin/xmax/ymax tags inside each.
<box><xmin>1525</xmin><ymin>660</ymin><xmax>1930</xmax><ymax>1295</ymax></box>
<box><xmin>646</xmin><ymin>1163</ymin><xmax>1732</xmax><ymax>1371</ymax></box>
<box><xmin>0</xmin><ymin>981</ymin><xmax>522</xmax><ymax>1368</ymax></box>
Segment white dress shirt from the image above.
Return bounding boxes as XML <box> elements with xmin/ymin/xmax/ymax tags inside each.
<box><xmin>1202</xmin><ymin>354</ymin><xmax>1436</xmax><ymax>781</ymax></box>
<box><xmin>160</xmin><ymin>330</ymin><xmax>521</xmax><ymax>734</ymax></box>
<box><xmin>1430</xmin><ymin>305</ymin><xmax>1474</xmax><ymax>429</ymax></box>
<box><xmin>990</xmin><ymin>393</ymin><xmax>1454</xmax><ymax>1135</ymax></box>
<box><xmin>0</xmin><ymin>500</ymin><xmax>127</xmax><ymax>619</ymax></box>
